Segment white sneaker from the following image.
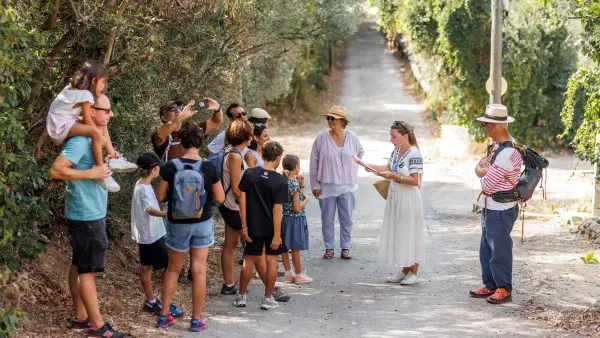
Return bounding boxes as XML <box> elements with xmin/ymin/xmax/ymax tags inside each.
<box><xmin>284</xmin><ymin>270</ymin><xmax>296</xmax><ymax>283</ymax></box>
<box><xmin>260</xmin><ymin>297</ymin><xmax>279</xmax><ymax>310</ymax></box>
<box><xmin>400</xmin><ymin>272</ymin><xmax>419</xmax><ymax>285</ymax></box>
<box><xmin>233</xmin><ymin>293</ymin><xmax>247</xmax><ymax>307</ymax></box>
<box><xmin>294</xmin><ymin>273</ymin><xmax>313</xmax><ymax>284</ymax></box>
<box><xmin>95</xmin><ymin>176</ymin><xmax>120</xmax><ymax>192</ymax></box>
<box><xmin>386</xmin><ymin>271</ymin><xmax>407</xmax><ymax>283</ymax></box>
<box><xmin>108</xmin><ymin>157</ymin><xmax>138</xmax><ymax>173</ymax></box>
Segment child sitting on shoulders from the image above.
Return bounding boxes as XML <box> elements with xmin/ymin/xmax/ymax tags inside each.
<box><xmin>47</xmin><ymin>60</ymin><xmax>137</xmax><ymax>192</ymax></box>
<box><xmin>131</xmin><ymin>152</ymin><xmax>182</xmax><ymax>318</ymax></box>
<box><xmin>280</xmin><ymin>154</ymin><xmax>313</xmax><ymax>284</ymax></box>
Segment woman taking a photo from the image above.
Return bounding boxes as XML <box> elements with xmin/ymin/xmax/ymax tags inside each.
<box><xmin>156</xmin><ymin>122</ymin><xmax>225</xmax><ymax>331</ymax></box>
<box><xmin>309</xmin><ymin>105</ymin><xmax>364</xmax><ymax>259</ymax></box>
<box><xmin>367</xmin><ymin>120</ymin><xmax>424</xmax><ymax>285</ymax></box>
<box><xmin>244</xmin><ymin>123</ymin><xmax>269</xmax><ymax>168</ymax></box>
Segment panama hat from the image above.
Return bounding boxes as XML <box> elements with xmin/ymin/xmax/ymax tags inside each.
<box><xmin>322</xmin><ymin>105</ymin><xmax>351</xmax><ymax>124</ymax></box>
<box><xmin>476</xmin><ymin>104</ymin><xmax>514</xmax><ymax>124</ymax></box>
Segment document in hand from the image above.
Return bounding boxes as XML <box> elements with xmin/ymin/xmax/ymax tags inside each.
<box><xmin>352</xmin><ymin>155</ymin><xmax>379</xmax><ymax>174</ymax></box>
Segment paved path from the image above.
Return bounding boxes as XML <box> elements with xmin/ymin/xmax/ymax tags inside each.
<box><xmin>188</xmin><ymin>21</ymin><xmax>566</xmax><ymax>338</ymax></box>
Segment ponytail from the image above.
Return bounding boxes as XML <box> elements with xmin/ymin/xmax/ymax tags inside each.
<box><xmin>282</xmin><ymin>154</ymin><xmax>300</xmax><ymax>178</ymax></box>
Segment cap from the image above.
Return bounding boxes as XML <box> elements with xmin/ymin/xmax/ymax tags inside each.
<box><xmin>248</xmin><ymin>108</ymin><xmax>271</xmax><ymax>119</ymax></box>
<box><xmin>136</xmin><ymin>152</ymin><xmax>165</xmax><ymax>170</ymax></box>
<box><xmin>159</xmin><ymin>100</ymin><xmax>183</xmax><ymax>117</ymax></box>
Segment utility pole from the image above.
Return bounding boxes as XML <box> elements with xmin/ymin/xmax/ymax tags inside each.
<box><xmin>594</xmin><ymin>134</ymin><xmax>600</xmax><ymax>217</ymax></box>
<box><xmin>490</xmin><ymin>0</ymin><xmax>504</xmax><ymax>104</ymax></box>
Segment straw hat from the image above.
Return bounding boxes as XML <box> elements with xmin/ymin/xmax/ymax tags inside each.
<box><xmin>476</xmin><ymin>104</ymin><xmax>514</xmax><ymax>123</ymax></box>
<box><xmin>322</xmin><ymin>105</ymin><xmax>351</xmax><ymax>124</ymax></box>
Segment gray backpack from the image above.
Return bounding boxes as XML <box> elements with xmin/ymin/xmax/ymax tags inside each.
<box><xmin>171</xmin><ymin>159</ymin><xmax>206</xmax><ymax>220</ymax></box>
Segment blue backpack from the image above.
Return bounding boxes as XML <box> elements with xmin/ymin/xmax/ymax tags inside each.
<box><xmin>207</xmin><ymin>146</ymin><xmax>243</xmax><ymax>207</ymax></box>
<box><xmin>170</xmin><ymin>159</ymin><xmax>206</xmax><ymax>220</ymax></box>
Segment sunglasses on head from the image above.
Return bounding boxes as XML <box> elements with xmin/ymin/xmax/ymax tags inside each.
<box><xmin>325</xmin><ymin>116</ymin><xmax>336</xmax><ymax>121</ymax></box>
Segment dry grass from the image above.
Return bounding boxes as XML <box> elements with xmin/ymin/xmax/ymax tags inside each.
<box><xmin>11</xmin><ymin>214</ymin><xmax>241</xmax><ymax>338</ymax></box>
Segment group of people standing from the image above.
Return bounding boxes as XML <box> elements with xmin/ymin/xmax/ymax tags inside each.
<box><xmin>48</xmin><ymin>60</ymin><xmax>522</xmax><ymax>337</ymax></box>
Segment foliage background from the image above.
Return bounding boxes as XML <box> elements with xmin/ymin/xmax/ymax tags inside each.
<box><xmin>0</xmin><ymin>0</ymin><xmax>362</xmax><ymax>334</ymax></box>
<box><xmin>371</xmin><ymin>0</ymin><xmax>581</xmax><ymax>150</ymax></box>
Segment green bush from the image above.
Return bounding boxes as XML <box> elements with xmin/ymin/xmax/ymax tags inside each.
<box><xmin>373</xmin><ymin>0</ymin><xmax>578</xmax><ymax>150</ymax></box>
<box><xmin>0</xmin><ymin>5</ymin><xmax>51</xmax><ymax>270</ymax></box>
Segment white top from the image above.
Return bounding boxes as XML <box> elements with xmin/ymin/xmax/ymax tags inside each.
<box><xmin>208</xmin><ymin>130</ymin><xmax>227</xmax><ymax>154</ymax></box>
<box><xmin>320</xmin><ymin>145</ymin><xmax>359</xmax><ymax>199</ymax></box>
<box><xmin>248</xmin><ymin>149</ymin><xmax>264</xmax><ymax>167</ymax></box>
<box><xmin>49</xmin><ymin>85</ymin><xmax>95</xmax><ymax>117</ymax></box>
<box><xmin>131</xmin><ymin>182</ymin><xmax>166</xmax><ymax>244</ymax></box>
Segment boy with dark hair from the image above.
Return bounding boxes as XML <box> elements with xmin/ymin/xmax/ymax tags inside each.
<box><xmin>131</xmin><ymin>152</ymin><xmax>183</xmax><ymax>317</ymax></box>
<box><xmin>234</xmin><ymin>141</ymin><xmax>288</xmax><ymax>310</ymax></box>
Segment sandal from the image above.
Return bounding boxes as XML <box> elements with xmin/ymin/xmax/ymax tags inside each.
<box><xmin>341</xmin><ymin>249</ymin><xmax>352</xmax><ymax>259</ymax></box>
<box><xmin>323</xmin><ymin>249</ymin><xmax>334</xmax><ymax>259</ymax></box>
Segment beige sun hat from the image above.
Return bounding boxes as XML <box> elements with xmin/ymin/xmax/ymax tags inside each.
<box><xmin>476</xmin><ymin>104</ymin><xmax>514</xmax><ymax>123</ymax></box>
<box><xmin>249</xmin><ymin>107</ymin><xmax>271</xmax><ymax>119</ymax></box>
<box><xmin>322</xmin><ymin>105</ymin><xmax>351</xmax><ymax>124</ymax></box>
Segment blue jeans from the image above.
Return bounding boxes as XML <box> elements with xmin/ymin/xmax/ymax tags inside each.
<box><xmin>479</xmin><ymin>205</ymin><xmax>520</xmax><ymax>292</ymax></box>
<box><xmin>318</xmin><ymin>192</ymin><xmax>356</xmax><ymax>250</ymax></box>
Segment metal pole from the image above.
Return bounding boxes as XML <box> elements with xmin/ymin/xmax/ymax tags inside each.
<box><xmin>490</xmin><ymin>0</ymin><xmax>503</xmax><ymax>104</ymax></box>
<box><xmin>593</xmin><ymin>134</ymin><xmax>600</xmax><ymax>217</ymax></box>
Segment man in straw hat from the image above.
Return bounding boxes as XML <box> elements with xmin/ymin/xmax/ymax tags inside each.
<box><xmin>310</xmin><ymin>105</ymin><xmax>363</xmax><ymax>260</ymax></box>
<box><xmin>469</xmin><ymin>104</ymin><xmax>522</xmax><ymax>304</ymax></box>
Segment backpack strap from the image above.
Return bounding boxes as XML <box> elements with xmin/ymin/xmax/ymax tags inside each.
<box><xmin>172</xmin><ymin>158</ymin><xmax>184</xmax><ymax>172</ymax></box>
<box><xmin>223</xmin><ymin>147</ymin><xmax>244</xmax><ymax>197</ymax></box>
<box><xmin>162</xmin><ymin>133</ymin><xmax>182</xmax><ymax>161</ymax></box>
<box><xmin>489</xmin><ymin>141</ymin><xmax>515</xmax><ymax>165</ymax></box>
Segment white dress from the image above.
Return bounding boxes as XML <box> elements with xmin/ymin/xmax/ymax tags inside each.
<box><xmin>46</xmin><ymin>86</ymin><xmax>95</xmax><ymax>145</ymax></box>
<box><xmin>378</xmin><ymin>146</ymin><xmax>425</xmax><ymax>268</ymax></box>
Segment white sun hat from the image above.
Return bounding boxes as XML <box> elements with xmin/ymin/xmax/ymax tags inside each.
<box><xmin>476</xmin><ymin>104</ymin><xmax>514</xmax><ymax>123</ymax></box>
<box><xmin>249</xmin><ymin>107</ymin><xmax>271</xmax><ymax>119</ymax></box>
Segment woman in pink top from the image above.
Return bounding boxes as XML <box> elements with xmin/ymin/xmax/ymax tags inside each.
<box><xmin>309</xmin><ymin>106</ymin><xmax>364</xmax><ymax>259</ymax></box>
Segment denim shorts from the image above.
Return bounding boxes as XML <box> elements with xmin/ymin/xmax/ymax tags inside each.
<box><xmin>165</xmin><ymin>217</ymin><xmax>214</xmax><ymax>252</ymax></box>
<box><xmin>67</xmin><ymin>218</ymin><xmax>108</xmax><ymax>274</ymax></box>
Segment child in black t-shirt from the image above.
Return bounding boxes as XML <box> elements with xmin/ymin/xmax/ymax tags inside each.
<box><xmin>234</xmin><ymin>140</ymin><xmax>288</xmax><ymax>310</ymax></box>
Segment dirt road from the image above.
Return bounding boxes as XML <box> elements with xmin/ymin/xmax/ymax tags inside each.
<box><xmin>179</xmin><ymin>21</ymin><xmax>585</xmax><ymax>337</ymax></box>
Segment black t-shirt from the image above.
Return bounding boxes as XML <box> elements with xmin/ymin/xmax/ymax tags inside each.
<box><xmin>238</xmin><ymin>167</ymin><xmax>288</xmax><ymax>237</ymax></box>
<box><xmin>159</xmin><ymin>157</ymin><xmax>219</xmax><ymax>223</ymax></box>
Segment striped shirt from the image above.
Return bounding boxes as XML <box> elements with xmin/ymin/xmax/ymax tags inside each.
<box><xmin>309</xmin><ymin>129</ymin><xmax>364</xmax><ymax>191</ymax></box>
<box><xmin>479</xmin><ymin>144</ymin><xmax>522</xmax><ymax>210</ymax></box>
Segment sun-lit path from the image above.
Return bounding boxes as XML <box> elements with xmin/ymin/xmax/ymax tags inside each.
<box><xmin>186</xmin><ymin>21</ymin><xmax>566</xmax><ymax>338</ymax></box>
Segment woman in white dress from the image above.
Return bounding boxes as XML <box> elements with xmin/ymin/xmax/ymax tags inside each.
<box><xmin>367</xmin><ymin>121</ymin><xmax>424</xmax><ymax>285</ymax></box>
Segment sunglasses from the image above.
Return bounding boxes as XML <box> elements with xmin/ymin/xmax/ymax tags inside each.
<box><xmin>480</xmin><ymin>122</ymin><xmax>489</xmax><ymax>127</ymax></box>
<box><xmin>163</xmin><ymin>105</ymin><xmax>181</xmax><ymax>115</ymax></box>
<box><xmin>325</xmin><ymin>116</ymin><xmax>336</xmax><ymax>121</ymax></box>
<box><xmin>232</xmin><ymin>111</ymin><xmax>247</xmax><ymax>119</ymax></box>
<box><xmin>92</xmin><ymin>106</ymin><xmax>112</xmax><ymax>113</ymax></box>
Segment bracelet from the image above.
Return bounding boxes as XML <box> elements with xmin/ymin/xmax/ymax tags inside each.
<box><xmin>399</xmin><ymin>176</ymin><xmax>403</xmax><ymax>184</ymax></box>
<box><xmin>300</xmin><ymin>185</ymin><xmax>305</xmax><ymax>188</ymax></box>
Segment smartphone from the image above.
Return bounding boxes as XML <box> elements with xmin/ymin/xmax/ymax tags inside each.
<box><xmin>193</xmin><ymin>99</ymin><xmax>209</xmax><ymax>110</ymax></box>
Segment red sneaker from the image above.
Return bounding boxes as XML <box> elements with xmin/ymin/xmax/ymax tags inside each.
<box><xmin>469</xmin><ymin>286</ymin><xmax>496</xmax><ymax>298</ymax></box>
<box><xmin>486</xmin><ymin>287</ymin><xmax>512</xmax><ymax>304</ymax></box>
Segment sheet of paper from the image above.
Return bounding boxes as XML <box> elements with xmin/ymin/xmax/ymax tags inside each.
<box><xmin>352</xmin><ymin>155</ymin><xmax>379</xmax><ymax>173</ymax></box>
